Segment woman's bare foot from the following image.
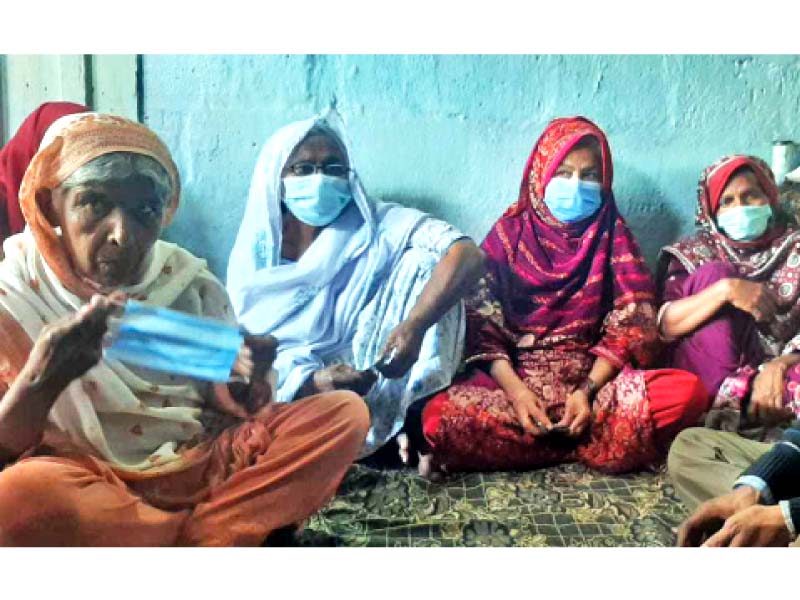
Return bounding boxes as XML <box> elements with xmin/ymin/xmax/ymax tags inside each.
<box><xmin>417</xmin><ymin>452</ymin><xmax>444</xmax><ymax>482</ymax></box>
<box><xmin>397</xmin><ymin>432</ymin><xmax>445</xmax><ymax>481</ymax></box>
<box><xmin>397</xmin><ymin>432</ymin><xmax>411</xmax><ymax>465</ymax></box>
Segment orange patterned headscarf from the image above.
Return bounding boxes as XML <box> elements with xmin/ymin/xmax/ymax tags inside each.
<box><xmin>18</xmin><ymin>113</ymin><xmax>181</xmax><ymax>298</ymax></box>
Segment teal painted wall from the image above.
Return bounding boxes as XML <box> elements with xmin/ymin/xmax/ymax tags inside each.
<box><xmin>141</xmin><ymin>55</ymin><xmax>800</xmax><ymax>279</ymax></box>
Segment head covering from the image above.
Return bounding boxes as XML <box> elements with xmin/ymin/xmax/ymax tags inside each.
<box><xmin>0</xmin><ymin>113</ymin><xmax>232</xmax><ymax>473</ymax></box>
<box><xmin>504</xmin><ymin>116</ymin><xmax>613</xmax><ymax>221</ymax></box>
<box><xmin>470</xmin><ymin>116</ymin><xmax>656</xmax><ymax>367</ymax></box>
<box><xmin>226</xmin><ymin>109</ymin><xmax>425</xmax><ymax>401</ymax></box>
<box><xmin>18</xmin><ymin>112</ymin><xmax>181</xmax><ymax>299</ymax></box>
<box><xmin>0</xmin><ymin>102</ymin><xmax>89</xmax><ymax>238</ymax></box>
<box><xmin>703</xmin><ymin>155</ymin><xmax>779</xmax><ymax>216</ymax></box>
<box><xmin>659</xmin><ymin>154</ymin><xmax>800</xmax><ymax>346</ymax></box>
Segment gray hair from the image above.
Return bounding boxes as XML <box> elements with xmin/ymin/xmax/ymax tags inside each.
<box><xmin>61</xmin><ymin>152</ymin><xmax>172</xmax><ymax>203</ymax></box>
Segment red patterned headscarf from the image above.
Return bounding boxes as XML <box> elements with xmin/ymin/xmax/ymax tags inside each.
<box><xmin>0</xmin><ymin>102</ymin><xmax>89</xmax><ymax>240</ymax></box>
<box><xmin>696</xmin><ymin>155</ymin><xmax>784</xmax><ymax>251</ymax></box>
<box><xmin>659</xmin><ymin>155</ymin><xmax>800</xmax><ymax>344</ymax></box>
<box><xmin>504</xmin><ymin>116</ymin><xmax>613</xmax><ymax>222</ymax></box>
<box><xmin>472</xmin><ymin>116</ymin><xmax>657</xmax><ymax>368</ymax></box>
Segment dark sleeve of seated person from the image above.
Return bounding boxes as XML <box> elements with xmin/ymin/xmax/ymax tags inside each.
<box><xmin>678</xmin><ymin>422</ymin><xmax>800</xmax><ymax>546</ymax></box>
<box><xmin>734</xmin><ymin>421</ymin><xmax>800</xmax><ymax>536</ymax></box>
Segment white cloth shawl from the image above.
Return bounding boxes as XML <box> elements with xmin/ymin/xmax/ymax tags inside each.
<box><xmin>226</xmin><ymin>109</ymin><xmax>427</xmax><ymax>402</ymax></box>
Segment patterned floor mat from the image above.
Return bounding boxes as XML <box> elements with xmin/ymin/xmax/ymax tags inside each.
<box><xmin>297</xmin><ymin>463</ymin><xmax>688</xmax><ymax>547</ymax></box>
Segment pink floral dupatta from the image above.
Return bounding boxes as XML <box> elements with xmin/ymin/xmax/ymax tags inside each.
<box><xmin>467</xmin><ymin>116</ymin><xmax>657</xmax><ymax>368</ymax></box>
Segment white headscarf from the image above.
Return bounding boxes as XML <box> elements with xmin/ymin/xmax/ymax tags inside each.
<box><xmin>226</xmin><ymin>109</ymin><xmax>426</xmax><ymax>401</ymax></box>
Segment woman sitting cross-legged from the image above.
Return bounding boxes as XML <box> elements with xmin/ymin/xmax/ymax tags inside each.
<box><xmin>226</xmin><ymin>109</ymin><xmax>485</xmax><ymax>461</ymax></box>
<box><xmin>420</xmin><ymin>116</ymin><xmax>708</xmax><ymax>475</ymax></box>
<box><xmin>0</xmin><ymin>113</ymin><xmax>368</xmax><ymax>546</ymax></box>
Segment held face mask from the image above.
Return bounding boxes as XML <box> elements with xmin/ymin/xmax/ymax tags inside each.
<box><xmin>543</xmin><ymin>176</ymin><xmax>603</xmax><ymax>223</ymax></box>
<box><xmin>716</xmin><ymin>204</ymin><xmax>772</xmax><ymax>241</ymax></box>
<box><xmin>282</xmin><ymin>173</ymin><xmax>353</xmax><ymax>226</ymax></box>
<box><xmin>103</xmin><ymin>301</ymin><xmax>244</xmax><ymax>382</ymax></box>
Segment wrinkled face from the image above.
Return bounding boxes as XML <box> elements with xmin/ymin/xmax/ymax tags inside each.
<box><xmin>552</xmin><ymin>143</ymin><xmax>602</xmax><ymax>184</ymax></box>
<box><xmin>716</xmin><ymin>169</ymin><xmax>769</xmax><ymax>217</ymax></box>
<box><xmin>48</xmin><ymin>176</ymin><xmax>166</xmax><ymax>289</ymax></box>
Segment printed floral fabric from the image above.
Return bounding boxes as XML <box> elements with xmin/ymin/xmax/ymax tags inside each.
<box><xmin>471</xmin><ymin>116</ymin><xmax>658</xmax><ymax>370</ymax></box>
<box><xmin>424</xmin><ymin>363</ymin><xmax>660</xmax><ymax>474</ymax></box>
<box><xmin>658</xmin><ymin>155</ymin><xmax>800</xmax><ymax>354</ymax></box>
<box><xmin>708</xmin><ymin>363</ymin><xmax>800</xmax><ymax>441</ymax></box>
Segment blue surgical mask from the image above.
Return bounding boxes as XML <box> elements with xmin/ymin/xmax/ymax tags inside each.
<box><xmin>282</xmin><ymin>173</ymin><xmax>353</xmax><ymax>226</ymax></box>
<box><xmin>104</xmin><ymin>301</ymin><xmax>244</xmax><ymax>382</ymax></box>
<box><xmin>716</xmin><ymin>204</ymin><xmax>772</xmax><ymax>241</ymax></box>
<box><xmin>543</xmin><ymin>177</ymin><xmax>603</xmax><ymax>223</ymax></box>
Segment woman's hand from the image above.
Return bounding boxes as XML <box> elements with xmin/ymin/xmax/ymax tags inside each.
<box><xmin>0</xmin><ymin>293</ymin><xmax>123</xmax><ymax>459</ymax></box>
<box><xmin>314</xmin><ymin>364</ymin><xmax>377</xmax><ymax>397</ymax></box>
<box><xmin>24</xmin><ymin>293</ymin><xmax>122</xmax><ymax>393</ymax></box>
<box><xmin>749</xmin><ymin>359</ymin><xmax>794</xmax><ymax>425</ymax></box>
<box><xmin>509</xmin><ymin>389</ymin><xmax>552</xmax><ymax>436</ymax></box>
<box><xmin>230</xmin><ymin>333</ymin><xmax>278</xmax><ymax>414</ymax></box>
<box><xmin>555</xmin><ymin>389</ymin><xmax>592</xmax><ymax>437</ymax></box>
<box><xmin>725</xmin><ymin>278</ymin><xmax>778</xmax><ymax>323</ymax></box>
<box><xmin>377</xmin><ymin>319</ymin><xmax>426</xmax><ymax>379</ymax></box>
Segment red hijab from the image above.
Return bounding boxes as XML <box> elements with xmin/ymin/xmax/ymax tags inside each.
<box><xmin>659</xmin><ymin>155</ymin><xmax>800</xmax><ymax>344</ymax></box>
<box><xmin>472</xmin><ymin>116</ymin><xmax>656</xmax><ymax>366</ymax></box>
<box><xmin>0</xmin><ymin>102</ymin><xmax>89</xmax><ymax>238</ymax></box>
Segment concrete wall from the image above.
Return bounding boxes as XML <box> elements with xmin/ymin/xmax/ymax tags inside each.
<box><xmin>12</xmin><ymin>54</ymin><xmax>800</xmax><ymax>278</ymax></box>
<box><xmin>0</xmin><ymin>55</ymin><xmax>138</xmax><ymax>141</ymax></box>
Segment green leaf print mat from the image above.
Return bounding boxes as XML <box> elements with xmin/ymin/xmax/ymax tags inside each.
<box><xmin>296</xmin><ymin>463</ymin><xmax>687</xmax><ymax>547</ymax></box>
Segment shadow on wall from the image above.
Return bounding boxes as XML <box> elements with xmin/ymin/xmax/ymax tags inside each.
<box><xmin>163</xmin><ymin>201</ymin><xmax>236</xmax><ymax>279</ymax></box>
<box><xmin>383</xmin><ymin>183</ymin><xmax>686</xmax><ymax>269</ymax></box>
<box><xmin>380</xmin><ymin>194</ymin><xmax>449</xmax><ymax>221</ymax></box>
<box><xmin>613</xmin><ymin>166</ymin><xmax>684</xmax><ymax>268</ymax></box>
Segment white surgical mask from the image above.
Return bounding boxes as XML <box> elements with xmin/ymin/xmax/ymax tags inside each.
<box><xmin>543</xmin><ymin>177</ymin><xmax>603</xmax><ymax>223</ymax></box>
<box><xmin>716</xmin><ymin>204</ymin><xmax>772</xmax><ymax>241</ymax></box>
<box><xmin>282</xmin><ymin>174</ymin><xmax>353</xmax><ymax>226</ymax></box>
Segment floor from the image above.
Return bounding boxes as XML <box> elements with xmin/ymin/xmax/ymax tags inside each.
<box><xmin>297</xmin><ymin>462</ymin><xmax>687</xmax><ymax>547</ymax></box>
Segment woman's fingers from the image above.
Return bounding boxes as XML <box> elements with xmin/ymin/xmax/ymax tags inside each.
<box><xmin>514</xmin><ymin>404</ymin><xmax>538</xmax><ymax>435</ymax></box>
<box><xmin>515</xmin><ymin>399</ymin><xmax>550</xmax><ymax>436</ymax></box>
<box><xmin>555</xmin><ymin>407</ymin><xmax>573</xmax><ymax>429</ymax></box>
<box><xmin>569</xmin><ymin>409</ymin><xmax>591</xmax><ymax>437</ymax></box>
<box><xmin>770</xmin><ymin>386</ymin><xmax>784</xmax><ymax>415</ymax></box>
<box><xmin>529</xmin><ymin>401</ymin><xmax>553</xmax><ymax>431</ymax></box>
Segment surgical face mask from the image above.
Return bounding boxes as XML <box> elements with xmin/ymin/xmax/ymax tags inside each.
<box><xmin>282</xmin><ymin>173</ymin><xmax>353</xmax><ymax>227</ymax></box>
<box><xmin>104</xmin><ymin>301</ymin><xmax>244</xmax><ymax>382</ymax></box>
<box><xmin>716</xmin><ymin>204</ymin><xmax>772</xmax><ymax>241</ymax></box>
<box><xmin>543</xmin><ymin>176</ymin><xmax>603</xmax><ymax>223</ymax></box>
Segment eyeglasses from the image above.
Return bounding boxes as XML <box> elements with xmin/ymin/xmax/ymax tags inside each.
<box><xmin>287</xmin><ymin>162</ymin><xmax>350</xmax><ymax>178</ymax></box>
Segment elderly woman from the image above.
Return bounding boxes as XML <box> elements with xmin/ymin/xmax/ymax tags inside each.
<box><xmin>0</xmin><ymin>102</ymin><xmax>89</xmax><ymax>254</ymax></box>
<box><xmin>657</xmin><ymin>155</ymin><xmax>800</xmax><ymax>438</ymax></box>
<box><xmin>226</xmin><ymin>109</ymin><xmax>485</xmax><ymax>458</ymax></box>
<box><xmin>420</xmin><ymin>116</ymin><xmax>707</xmax><ymax>474</ymax></box>
<box><xmin>0</xmin><ymin>113</ymin><xmax>368</xmax><ymax>546</ymax></box>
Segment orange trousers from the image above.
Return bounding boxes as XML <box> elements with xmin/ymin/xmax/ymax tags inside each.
<box><xmin>0</xmin><ymin>391</ymin><xmax>369</xmax><ymax>546</ymax></box>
